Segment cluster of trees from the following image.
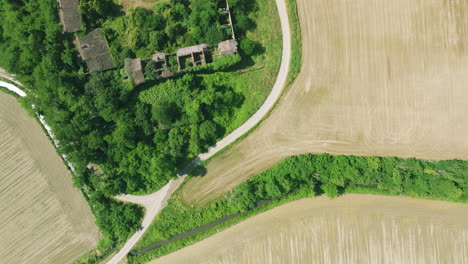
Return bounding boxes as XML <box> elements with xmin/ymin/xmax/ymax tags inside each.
<box><xmin>79</xmin><ymin>0</ymin><xmax>124</xmax><ymax>30</ymax></box>
<box><xmin>230</xmin><ymin>154</ymin><xmax>467</xmax><ymax>204</ymax></box>
<box><xmin>130</xmin><ymin>154</ymin><xmax>468</xmax><ymax>263</ymax></box>
<box><xmin>139</xmin><ymin>73</ymin><xmax>244</xmax><ymax>158</ymax></box>
<box><xmin>102</xmin><ymin>0</ymin><xmax>257</xmax><ymax>62</ymax></box>
<box><xmin>0</xmin><ymin>0</ymin><xmax>144</xmax><ymax>255</ymax></box>
<box><xmin>0</xmin><ymin>0</ymin><xmax>260</xmax><ymax>258</ymax></box>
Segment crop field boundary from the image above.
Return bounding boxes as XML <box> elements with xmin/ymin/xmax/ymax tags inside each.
<box><xmin>193</xmin><ymin>0</ymin><xmax>303</xmax><ymax>169</ymax></box>
<box><xmin>0</xmin><ymin>92</ymin><xmax>99</xmax><ymax>263</ymax></box>
<box><xmin>131</xmin><ymin>152</ymin><xmax>468</xmax><ymax>263</ymax></box>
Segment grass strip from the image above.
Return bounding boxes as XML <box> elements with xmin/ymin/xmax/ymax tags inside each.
<box><xmin>286</xmin><ymin>0</ymin><xmax>302</xmax><ymax>85</ymax></box>
<box><xmin>129</xmin><ymin>153</ymin><xmax>468</xmax><ymax>263</ymax></box>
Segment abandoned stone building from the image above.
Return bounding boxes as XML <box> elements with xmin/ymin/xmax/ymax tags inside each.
<box><xmin>176</xmin><ymin>44</ymin><xmax>209</xmax><ymax>71</ymax></box>
<box><xmin>218</xmin><ymin>39</ymin><xmax>238</xmax><ymax>56</ymax></box>
<box><xmin>124</xmin><ymin>58</ymin><xmax>145</xmax><ymax>85</ymax></box>
<box><xmin>76</xmin><ymin>29</ymin><xmax>115</xmax><ymax>73</ymax></box>
<box><xmin>57</xmin><ymin>0</ymin><xmax>82</xmax><ymax>33</ymax></box>
<box><xmin>151</xmin><ymin>53</ymin><xmax>174</xmax><ymax>78</ymax></box>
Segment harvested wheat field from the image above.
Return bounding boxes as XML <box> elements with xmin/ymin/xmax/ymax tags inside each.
<box><xmin>151</xmin><ymin>194</ymin><xmax>468</xmax><ymax>264</ymax></box>
<box><xmin>0</xmin><ymin>93</ymin><xmax>99</xmax><ymax>263</ymax></box>
<box><xmin>181</xmin><ymin>0</ymin><xmax>468</xmax><ymax>204</ymax></box>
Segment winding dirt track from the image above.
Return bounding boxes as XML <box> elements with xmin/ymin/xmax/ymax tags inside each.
<box><xmin>181</xmin><ymin>0</ymin><xmax>468</xmax><ymax>205</ymax></box>
<box><xmin>106</xmin><ymin>0</ymin><xmax>291</xmax><ymax>263</ymax></box>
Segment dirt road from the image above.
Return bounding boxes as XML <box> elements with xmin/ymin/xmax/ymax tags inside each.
<box><xmin>106</xmin><ymin>0</ymin><xmax>291</xmax><ymax>263</ymax></box>
<box><xmin>181</xmin><ymin>0</ymin><xmax>468</xmax><ymax>205</ymax></box>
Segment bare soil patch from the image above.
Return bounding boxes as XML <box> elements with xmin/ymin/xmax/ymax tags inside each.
<box><xmin>0</xmin><ymin>93</ymin><xmax>99</xmax><ymax>263</ymax></box>
<box><xmin>181</xmin><ymin>0</ymin><xmax>468</xmax><ymax>205</ymax></box>
<box><xmin>117</xmin><ymin>0</ymin><xmax>161</xmax><ymax>11</ymax></box>
<box><xmin>150</xmin><ymin>194</ymin><xmax>468</xmax><ymax>264</ymax></box>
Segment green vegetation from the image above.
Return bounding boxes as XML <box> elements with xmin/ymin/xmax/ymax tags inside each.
<box><xmin>1</xmin><ymin>0</ymin><xmax>142</xmax><ymax>256</ymax></box>
<box><xmin>130</xmin><ymin>153</ymin><xmax>468</xmax><ymax>263</ymax></box>
<box><xmin>0</xmin><ymin>0</ymin><xmax>282</xmax><ymax>261</ymax></box>
<box><xmin>286</xmin><ymin>0</ymin><xmax>302</xmax><ymax>84</ymax></box>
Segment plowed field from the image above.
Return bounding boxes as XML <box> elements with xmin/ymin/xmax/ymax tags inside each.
<box><xmin>0</xmin><ymin>93</ymin><xmax>99</xmax><ymax>263</ymax></box>
<box><xmin>151</xmin><ymin>195</ymin><xmax>468</xmax><ymax>264</ymax></box>
<box><xmin>181</xmin><ymin>0</ymin><xmax>468</xmax><ymax>205</ymax></box>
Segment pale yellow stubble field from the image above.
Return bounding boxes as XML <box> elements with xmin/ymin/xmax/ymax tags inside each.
<box><xmin>0</xmin><ymin>93</ymin><xmax>99</xmax><ymax>263</ymax></box>
<box><xmin>181</xmin><ymin>0</ymin><xmax>468</xmax><ymax>205</ymax></box>
<box><xmin>151</xmin><ymin>194</ymin><xmax>468</xmax><ymax>264</ymax></box>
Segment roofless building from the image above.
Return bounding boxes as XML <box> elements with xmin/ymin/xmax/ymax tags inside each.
<box><xmin>176</xmin><ymin>44</ymin><xmax>209</xmax><ymax>70</ymax></box>
<box><xmin>218</xmin><ymin>39</ymin><xmax>238</xmax><ymax>56</ymax></box>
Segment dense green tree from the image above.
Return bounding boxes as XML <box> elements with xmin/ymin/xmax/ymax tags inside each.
<box><xmin>0</xmin><ymin>0</ymin><xmax>264</xmax><ymax>260</ymax></box>
<box><xmin>240</xmin><ymin>38</ymin><xmax>257</xmax><ymax>55</ymax></box>
<box><xmin>80</xmin><ymin>0</ymin><xmax>123</xmax><ymax>29</ymax></box>
<box><xmin>149</xmin><ymin>31</ymin><xmax>167</xmax><ymax>52</ymax></box>
<box><xmin>152</xmin><ymin>102</ymin><xmax>178</xmax><ymax>127</ymax></box>
<box><xmin>198</xmin><ymin>120</ymin><xmax>217</xmax><ymax>141</ymax></box>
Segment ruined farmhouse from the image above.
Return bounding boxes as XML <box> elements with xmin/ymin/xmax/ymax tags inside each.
<box><xmin>57</xmin><ymin>0</ymin><xmax>81</xmax><ymax>33</ymax></box>
<box><xmin>124</xmin><ymin>58</ymin><xmax>145</xmax><ymax>85</ymax></box>
<box><xmin>176</xmin><ymin>44</ymin><xmax>209</xmax><ymax>71</ymax></box>
<box><xmin>122</xmin><ymin>0</ymin><xmax>239</xmax><ymax>85</ymax></box>
<box><xmin>218</xmin><ymin>39</ymin><xmax>238</xmax><ymax>56</ymax></box>
<box><xmin>76</xmin><ymin>29</ymin><xmax>115</xmax><ymax>73</ymax></box>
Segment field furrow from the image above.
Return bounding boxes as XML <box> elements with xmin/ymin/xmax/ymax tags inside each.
<box><xmin>151</xmin><ymin>195</ymin><xmax>468</xmax><ymax>264</ymax></box>
<box><xmin>181</xmin><ymin>0</ymin><xmax>468</xmax><ymax>205</ymax></box>
<box><xmin>0</xmin><ymin>93</ymin><xmax>99</xmax><ymax>263</ymax></box>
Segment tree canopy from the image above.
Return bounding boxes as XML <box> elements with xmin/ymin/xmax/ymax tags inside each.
<box><xmin>0</xmin><ymin>0</ymin><xmax>261</xmax><ymax>257</ymax></box>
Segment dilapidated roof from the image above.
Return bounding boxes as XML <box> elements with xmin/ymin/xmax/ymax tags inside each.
<box><xmin>177</xmin><ymin>44</ymin><xmax>208</xmax><ymax>57</ymax></box>
<box><xmin>218</xmin><ymin>39</ymin><xmax>238</xmax><ymax>56</ymax></box>
<box><xmin>124</xmin><ymin>58</ymin><xmax>145</xmax><ymax>85</ymax></box>
<box><xmin>57</xmin><ymin>0</ymin><xmax>81</xmax><ymax>33</ymax></box>
<box><xmin>76</xmin><ymin>29</ymin><xmax>115</xmax><ymax>72</ymax></box>
<box><xmin>152</xmin><ymin>53</ymin><xmax>167</xmax><ymax>62</ymax></box>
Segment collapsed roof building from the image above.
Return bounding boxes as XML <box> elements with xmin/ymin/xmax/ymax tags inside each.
<box><xmin>218</xmin><ymin>39</ymin><xmax>238</xmax><ymax>56</ymax></box>
<box><xmin>57</xmin><ymin>0</ymin><xmax>82</xmax><ymax>33</ymax></box>
<box><xmin>124</xmin><ymin>58</ymin><xmax>145</xmax><ymax>85</ymax></box>
<box><xmin>76</xmin><ymin>29</ymin><xmax>115</xmax><ymax>73</ymax></box>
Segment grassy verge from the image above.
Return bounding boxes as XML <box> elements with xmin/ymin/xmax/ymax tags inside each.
<box><xmin>0</xmin><ymin>86</ymin><xmax>21</xmax><ymax>98</ymax></box>
<box><xmin>286</xmin><ymin>0</ymin><xmax>302</xmax><ymax>85</ymax></box>
<box><xmin>223</xmin><ymin>0</ymin><xmax>283</xmax><ymax>133</ymax></box>
<box><xmin>74</xmin><ymin>200</ymin><xmax>145</xmax><ymax>264</ymax></box>
<box><xmin>127</xmin><ymin>2</ymin><xmax>304</xmax><ymax>262</ymax></box>
<box><xmin>190</xmin><ymin>0</ymin><xmax>303</xmax><ymax>167</ymax></box>
<box><xmin>129</xmin><ymin>153</ymin><xmax>468</xmax><ymax>263</ymax></box>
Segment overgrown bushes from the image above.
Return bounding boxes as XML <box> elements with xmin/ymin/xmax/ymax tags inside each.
<box><xmin>130</xmin><ymin>153</ymin><xmax>468</xmax><ymax>263</ymax></box>
<box><xmin>102</xmin><ymin>0</ymin><xmax>256</xmax><ymax>60</ymax></box>
<box><xmin>286</xmin><ymin>0</ymin><xmax>302</xmax><ymax>84</ymax></box>
<box><xmin>0</xmin><ymin>0</ymin><xmax>282</xmax><ymax>260</ymax></box>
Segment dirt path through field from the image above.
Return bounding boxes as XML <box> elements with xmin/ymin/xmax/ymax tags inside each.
<box><xmin>107</xmin><ymin>0</ymin><xmax>291</xmax><ymax>262</ymax></box>
<box><xmin>0</xmin><ymin>93</ymin><xmax>99</xmax><ymax>263</ymax></box>
<box><xmin>151</xmin><ymin>194</ymin><xmax>468</xmax><ymax>264</ymax></box>
<box><xmin>181</xmin><ymin>0</ymin><xmax>468</xmax><ymax>205</ymax></box>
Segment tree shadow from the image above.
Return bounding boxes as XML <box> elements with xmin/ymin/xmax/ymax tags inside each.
<box><xmin>190</xmin><ymin>165</ymin><xmax>208</xmax><ymax>177</ymax></box>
